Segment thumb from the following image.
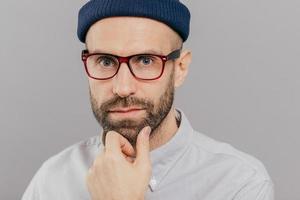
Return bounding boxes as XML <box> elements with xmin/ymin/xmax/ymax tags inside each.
<box><xmin>134</xmin><ymin>126</ymin><xmax>151</xmax><ymax>168</ymax></box>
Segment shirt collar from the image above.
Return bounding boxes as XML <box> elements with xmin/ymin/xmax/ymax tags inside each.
<box><xmin>148</xmin><ymin>108</ymin><xmax>194</xmax><ymax>191</ymax></box>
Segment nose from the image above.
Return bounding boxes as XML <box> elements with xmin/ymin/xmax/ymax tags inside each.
<box><xmin>112</xmin><ymin>62</ymin><xmax>137</xmax><ymax>98</ymax></box>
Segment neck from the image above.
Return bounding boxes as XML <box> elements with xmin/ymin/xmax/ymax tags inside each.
<box><xmin>149</xmin><ymin>106</ymin><xmax>179</xmax><ymax>151</ymax></box>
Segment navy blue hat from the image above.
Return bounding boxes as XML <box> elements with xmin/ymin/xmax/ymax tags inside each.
<box><xmin>77</xmin><ymin>0</ymin><xmax>191</xmax><ymax>43</ymax></box>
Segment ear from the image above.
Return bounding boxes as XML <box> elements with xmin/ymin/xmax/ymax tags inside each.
<box><xmin>174</xmin><ymin>49</ymin><xmax>192</xmax><ymax>88</ymax></box>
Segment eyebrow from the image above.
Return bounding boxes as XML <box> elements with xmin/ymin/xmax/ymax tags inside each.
<box><xmin>88</xmin><ymin>48</ymin><xmax>165</xmax><ymax>56</ymax></box>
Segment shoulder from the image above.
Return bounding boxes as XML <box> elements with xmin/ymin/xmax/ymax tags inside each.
<box><xmin>41</xmin><ymin>135</ymin><xmax>101</xmax><ymax>172</ymax></box>
<box><xmin>22</xmin><ymin>135</ymin><xmax>102</xmax><ymax>199</ymax></box>
<box><xmin>190</xmin><ymin>130</ymin><xmax>273</xmax><ymax>183</ymax></box>
<box><xmin>33</xmin><ymin>135</ymin><xmax>102</xmax><ymax>185</ymax></box>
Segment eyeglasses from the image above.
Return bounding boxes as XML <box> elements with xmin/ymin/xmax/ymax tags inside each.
<box><xmin>81</xmin><ymin>48</ymin><xmax>181</xmax><ymax>80</ymax></box>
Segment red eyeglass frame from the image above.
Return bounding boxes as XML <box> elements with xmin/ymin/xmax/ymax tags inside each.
<box><xmin>81</xmin><ymin>48</ymin><xmax>182</xmax><ymax>81</ymax></box>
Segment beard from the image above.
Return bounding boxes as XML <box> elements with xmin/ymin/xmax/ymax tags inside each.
<box><xmin>89</xmin><ymin>69</ymin><xmax>175</xmax><ymax>147</ymax></box>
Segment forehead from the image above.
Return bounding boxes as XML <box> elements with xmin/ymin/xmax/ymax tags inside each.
<box><xmin>85</xmin><ymin>17</ymin><xmax>177</xmax><ymax>55</ymax></box>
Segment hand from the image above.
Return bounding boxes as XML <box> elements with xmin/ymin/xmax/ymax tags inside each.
<box><xmin>86</xmin><ymin>126</ymin><xmax>152</xmax><ymax>200</ymax></box>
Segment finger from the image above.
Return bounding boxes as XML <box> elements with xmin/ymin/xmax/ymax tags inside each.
<box><xmin>105</xmin><ymin>131</ymin><xmax>135</xmax><ymax>157</ymax></box>
<box><xmin>134</xmin><ymin>126</ymin><xmax>151</xmax><ymax>167</ymax></box>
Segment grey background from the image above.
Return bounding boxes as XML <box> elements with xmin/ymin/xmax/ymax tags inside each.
<box><xmin>0</xmin><ymin>0</ymin><xmax>299</xmax><ymax>199</ymax></box>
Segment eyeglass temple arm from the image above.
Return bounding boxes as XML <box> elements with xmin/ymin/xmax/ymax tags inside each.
<box><xmin>167</xmin><ymin>47</ymin><xmax>182</xmax><ymax>60</ymax></box>
<box><xmin>81</xmin><ymin>49</ymin><xmax>89</xmax><ymax>61</ymax></box>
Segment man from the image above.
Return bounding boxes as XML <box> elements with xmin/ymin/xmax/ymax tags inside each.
<box><xmin>22</xmin><ymin>0</ymin><xmax>274</xmax><ymax>199</ymax></box>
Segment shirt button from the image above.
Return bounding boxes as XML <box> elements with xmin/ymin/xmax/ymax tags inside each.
<box><xmin>149</xmin><ymin>178</ymin><xmax>157</xmax><ymax>187</ymax></box>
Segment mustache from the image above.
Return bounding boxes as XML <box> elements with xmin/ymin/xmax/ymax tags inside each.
<box><xmin>100</xmin><ymin>95</ymin><xmax>154</xmax><ymax>112</ymax></box>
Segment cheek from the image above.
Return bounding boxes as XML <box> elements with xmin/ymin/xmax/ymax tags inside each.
<box><xmin>89</xmin><ymin>80</ymin><xmax>112</xmax><ymax>104</ymax></box>
<box><xmin>142</xmin><ymin>65</ymin><xmax>173</xmax><ymax>98</ymax></box>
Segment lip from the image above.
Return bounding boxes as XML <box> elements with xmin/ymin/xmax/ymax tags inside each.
<box><xmin>109</xmin><ymin>107</ymin><xmax>144</xmax><ymax>113</ymax></box>
<box><xmin>108</xmin><ymin>108</ymin><xmax>145</xmax><ymax>118</ymax></box>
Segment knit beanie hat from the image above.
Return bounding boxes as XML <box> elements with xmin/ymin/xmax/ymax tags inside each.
<box><xmin>77</xmin><ymin>0</ymin><xmax>191</xmax><ymax>43</ymax></box>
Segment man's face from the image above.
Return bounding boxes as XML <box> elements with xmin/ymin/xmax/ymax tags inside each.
<box><xmin>85</xmin><ymin>17</ymin><xmax>182</xmax><ymax>146</ymax></box>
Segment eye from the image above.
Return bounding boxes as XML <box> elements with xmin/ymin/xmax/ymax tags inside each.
<box><xmin>137</xmin><ymin>55</ymin><xmax>154</xmax><ymax>65</ymax></box>
<box><xmin>96</xmin><ymin>56</ymin><xmax>117</xmax><ymax>67</ymax></box>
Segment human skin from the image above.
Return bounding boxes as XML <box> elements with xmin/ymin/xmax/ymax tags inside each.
<box><xmin>85</xmin><ymin>17</ymin><xmax>192</xmax><ymax>200</ymax></box>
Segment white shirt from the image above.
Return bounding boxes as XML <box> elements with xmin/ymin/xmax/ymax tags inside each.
<box><xmin>22</xmin><ymin>108</ymin><xmax>274</xmax><ymax>200</ymax></box>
